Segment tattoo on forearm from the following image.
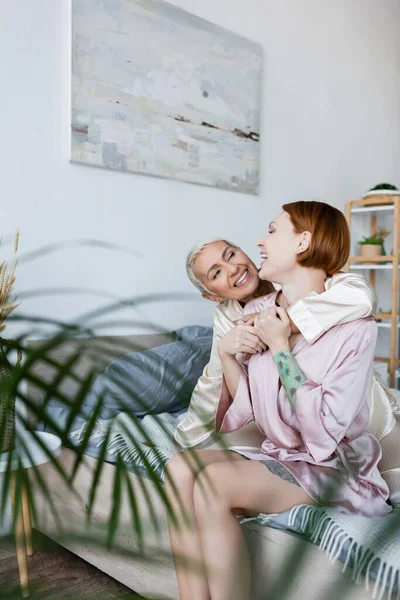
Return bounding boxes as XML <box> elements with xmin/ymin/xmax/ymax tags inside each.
<box><xmin>274</xmin><ymin>350</ymin><xmax>307</xmax><ymax>409</ymax></box>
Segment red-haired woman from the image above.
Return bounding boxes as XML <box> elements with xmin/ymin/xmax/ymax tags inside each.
<box><xmin>166</xmin><ymin>201</ymin><xmax>391</xmax><ymax>600</ymax></box>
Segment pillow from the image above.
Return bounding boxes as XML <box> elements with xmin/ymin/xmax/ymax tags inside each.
<box><xmin>368</xmin><ymin>372</ymin><xmax>400</xmax><ymax>506</ymax></box>
<box><xmin>81</xmin><ymin>325</ymin><xmax>213</xmax><ymax>419</ymax></box>
<box><xmin>378</xmin><ymin>414</ymin><xmax>400</xmax><ymax>507</ymax></box>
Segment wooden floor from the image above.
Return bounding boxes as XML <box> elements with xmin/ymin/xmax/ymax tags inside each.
<box><xmin>0</xmin><ymin>531</ymin><xmax>145</xmax><ymax>599</ymax></box>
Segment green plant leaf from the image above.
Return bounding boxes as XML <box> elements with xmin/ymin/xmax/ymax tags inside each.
<box><xmin>369</xmin><ymin>182</ymin><xmax>398</xmax><ymax>191</ymax></box>
<box><xmin>358</xmin><ymin>235</ymin><xmax>383</xmax><ymax>245</ymax></box>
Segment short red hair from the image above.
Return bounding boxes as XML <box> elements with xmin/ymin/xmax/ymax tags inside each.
<box><xmin>282</xmin><ymin>201</ymin><xmax>350</xmax><ymax>275</ymax></box>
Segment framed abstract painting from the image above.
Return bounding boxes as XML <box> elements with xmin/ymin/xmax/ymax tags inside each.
<box><xmin>70</xmin><ymin>0</ymin><xmax>262</xmax><ymax>194</ymax></box>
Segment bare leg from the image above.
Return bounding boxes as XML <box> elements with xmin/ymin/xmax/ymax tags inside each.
<box><xmin>165</xmin><ymin>449</ymin><xmax>246</xmax><ymax>600</ymax></box>
<box><xmin>193</xmin><ymin>460</ymin><xmax>314</xmax><ymax>600</ymax></box>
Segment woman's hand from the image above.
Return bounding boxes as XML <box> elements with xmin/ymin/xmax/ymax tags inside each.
<box><xmin>254</xmin><ymin>307</ymin><xmax>291</xmax><ymax>354</ymax></box>
<box><xmin>243</xmin><ymin>311</ymin><xmax>300</xmax><ymax>334</ymax></box>
<box><xmin>218</xmin><ymin>324</ymin><xmax>266</xmax><ymax>358</ymax></box>
<box><xmin>240</xmin><ymin>312</ymin><xmax>259</xmax><ymax>326</ymax></box>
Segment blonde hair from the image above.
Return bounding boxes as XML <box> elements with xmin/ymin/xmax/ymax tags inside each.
<box><xmin>186</xmin><ymin>237</ymin><xmax>240</xmax><ymax>293</ymax></box>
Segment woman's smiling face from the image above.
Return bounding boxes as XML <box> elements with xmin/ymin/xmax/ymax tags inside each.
<box><xmin>193</xmin><ymin>241</ymin><xmax>260</xmax><ymax>303</ymax></box>
<box><xmin>257</xmin><ymin>211</ymin><xmax>304</xmax><ymax>283</ymax></box>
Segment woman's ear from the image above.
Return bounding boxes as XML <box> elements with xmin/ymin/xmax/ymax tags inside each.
<box><xmin>202</xmin><ymin>292</ymin><xmax>224</xmax><ymax>304</ymax></box>
<box><xmin>296</xmin><ymin>231</ymin><xmax>311</xmax><ymax>254</ymax></box>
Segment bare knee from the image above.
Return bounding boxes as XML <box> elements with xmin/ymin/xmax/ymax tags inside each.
<box><xmin>193</xmin><ymin>464</ymin><xmax>229</xmax><ymax>519</ymax></box>
<box><xmin>165</xmin><ymin>452</ymin><xmax>201</xmax><ymax>497</ymax></box>
<box><xmin>166</xmin><ymin>452</ymin><xmax>191</xmax><ymax>481</ymax></box>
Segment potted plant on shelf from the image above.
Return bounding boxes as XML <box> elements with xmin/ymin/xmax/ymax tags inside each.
<box><xmin>0</xmin><ymin>230</ymin><xmax>20</xmax><ymax>453</ymax></box>
<box><xmin>364</xmin><ymin>183</ymin><xmax>398</xmax><ymax>197</ymax></box>
<box><xmin>358</xmin><ymin>227</ymin><xmax>391</xmax><ymax>258</ymax></box>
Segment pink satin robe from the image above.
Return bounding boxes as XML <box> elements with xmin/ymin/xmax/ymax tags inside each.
<box><xmin>218</xmin><ymin>292</ymin><xmax>391</xmax><ymax>517</ymax></box>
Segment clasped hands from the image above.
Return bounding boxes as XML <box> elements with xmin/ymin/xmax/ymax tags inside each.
<box><xmin>218</xmin><ymin>307</ymin><xmax>294</xmax><ymax>358</ymax></box>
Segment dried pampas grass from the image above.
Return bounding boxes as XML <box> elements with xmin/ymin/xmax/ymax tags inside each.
<box><xmin>0</xmin><ymin>230</ymin><xmax>19</xmax><ymax>333</ymax></box>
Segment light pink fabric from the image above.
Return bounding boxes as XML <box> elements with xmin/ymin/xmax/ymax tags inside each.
<box><xmin>218</xmin><ymin>292</ymin><xmax>391</xmax><ymax>517</ymax></box>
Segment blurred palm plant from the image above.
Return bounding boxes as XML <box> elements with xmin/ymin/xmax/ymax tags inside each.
<box><xmin>0</xmin><ymin>237</ymin><xmax>218</xmax><ymax>599</ymax></box>
<box><xmin>0</xmin><ymin>237</ymin><xmax>398</xmax><ymax>600</ymax></box>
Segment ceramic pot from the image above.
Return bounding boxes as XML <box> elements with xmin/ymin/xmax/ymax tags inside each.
<box><xmin>360</xmin><ymin>244</ymin><xmax>382</xmax><ymax>257</ymax></box>
<box><xmin>0</xmin><ymin>341</ymin><xmax>15</xmax><ymax>453</ymax></box>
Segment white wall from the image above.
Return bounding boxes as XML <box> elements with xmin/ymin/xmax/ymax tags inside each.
<box><xmin>0</xmin><ymin>0</ymin><xmax>399</xmax><ymax>339</ymax></box>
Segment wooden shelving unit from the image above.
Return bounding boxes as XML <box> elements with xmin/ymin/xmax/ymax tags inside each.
<box><xmin>345</xmin><ymin>194</ymin><xmax>400</xmax><ymax>387</ymax></box>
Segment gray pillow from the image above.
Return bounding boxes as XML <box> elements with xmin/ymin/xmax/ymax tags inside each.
<box><xmin>81</xmin><ymin>325</ymin><xmax>213</xmax><ymax>419</ymax></box>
